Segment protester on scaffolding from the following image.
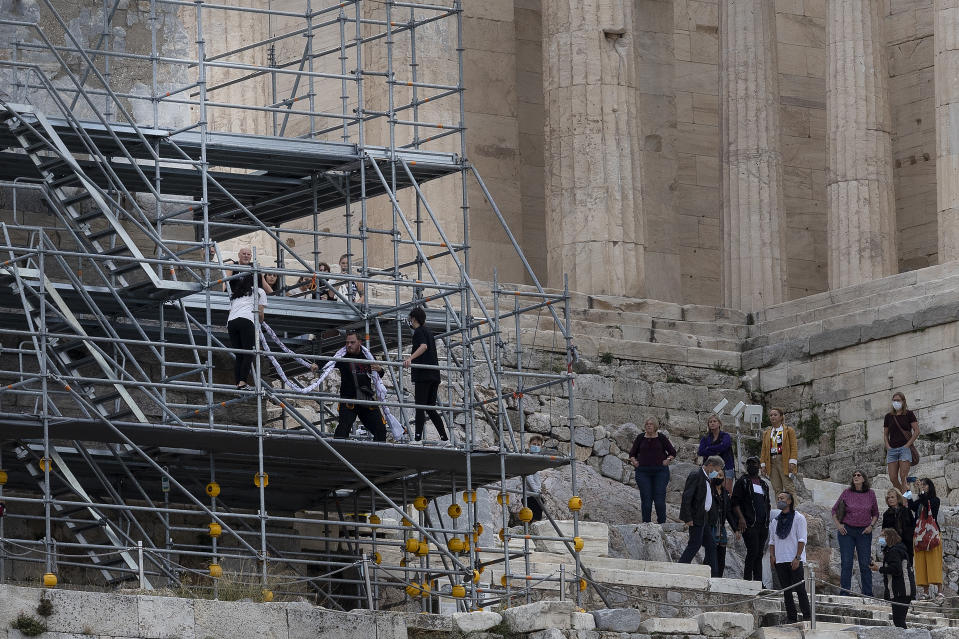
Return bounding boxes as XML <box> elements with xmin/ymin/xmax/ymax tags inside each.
<box><xmin>339</xmin><ymin>253</ymin><xmax>366</xmax><ymax>304</ymax></box>
<box><xmin>759</xmin><ymin>407</ymin><xmax>798</xmax><ymax>498</ymax></box>
<box><xmin>884</xmin><ymin>391</ymin><xmax>919</xmax><ymax>493</ymax></box>
<box><xmin>523</xmin><ymin>434</ymin><xmax>545</xmax><ymax>523</ymax></box>
<box><xmin>769</xmin><ymin>491</ymin><xmax>811</xmax><ymax>624</ymax></box>
<box><xmin>732</xmin><ymin>455</ymin><xmax>771</xmax><ymax>582</ymax></box>
<box><xmin>708</xmin><ymin>468</ymin><xmax>736</xmax><ymax>578</ymax></box>
<box><xmin>262</xmin><ymin>272</ymin><xmax>278</xmax><ymax>295</ymax></box>
<box><xmin>908</xmin><ymin>477</ymin><xmax>944</xmax><ymax>603</ymax></box>
<box><xmin>403</xmin><ymin>306</ymin><xmax>449</xmax><ymax>443</ymax></box>
<box><xmin>226</xmin><ymin>263</ymin><xmax>267</xmax><ymax>390</ymax></box>
<box><xmin>628</xmin><ymin>417</ymin><xmax>677</xmax><ymax>524</ymax></box>
<box><xmin>870</xmin><ymin>527</ymin><xmax>915</xmax><ymax>628</ymax></box>
<box><xmin>698</xmin><ymin>413</ymin><xmax>735</xmax><ymax>492</ymax></box>
<box><xmin>333</xmin><ymin>330</ymin><xmax>386</xmax><ymax>442</ymax></box>
<box><xmin>881</xmin><ymin>487</ymin><xmax>915</xmax><ymax>566</ymax></box>
<box><xmin>678</xmin><ymin>455</ymin><xmax>724</xmax><ymax>570</ymax></box>
<box><xmin>316</xmin><ymin>262</ymin><xmax>336</xmax><ymax>300</ymax></box>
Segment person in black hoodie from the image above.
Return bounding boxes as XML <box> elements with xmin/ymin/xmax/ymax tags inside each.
<box><xmin>870</xmin><ymin>527</ymin><xmax>915</xmax><ymax>628</ymax></box>
<box><xmin>732</xmin><ymin>456</ymin><xmax>771</xmax><ymax>582</ymax></box>
<box><xmin>708</xmin><ymin>469</ymin><xmax>738</xmax><ymax>577</ymax></box>
<box><xmin>881</xmin><ymin>488</ymin><xmax>915</xmax><ymax>566</ymax></box>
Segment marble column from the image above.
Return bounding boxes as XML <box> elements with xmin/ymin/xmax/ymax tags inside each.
<box><xmin>720</xmin><ymin>0</ymin><xmax>787</xmax><ymax>311</ymax></box>
<box><xmin>936</xmin><ymin>0</ymin><xmax>959</xmax><ymax>262</ymax></box>
<box><xmin>826</xmin><ymin>0</ymin><xmax>897</xmax><ymax>289</ymax></box>
<box><xmin>543</xmin><ymin>0</ymin><xmax>645</xmax><ymax>296</ymax></box>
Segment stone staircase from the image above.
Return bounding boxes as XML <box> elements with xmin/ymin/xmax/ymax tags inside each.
<box><xmin>758</xmin><ymin>592</ymin><xmax>959</xmax><ymax>633</ymax></box>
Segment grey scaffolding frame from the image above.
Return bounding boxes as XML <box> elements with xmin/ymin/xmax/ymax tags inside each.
<box><xmin>0</xmin><ymin>0</ymin><xmax>586</xmax><ymax>611</ymax></box>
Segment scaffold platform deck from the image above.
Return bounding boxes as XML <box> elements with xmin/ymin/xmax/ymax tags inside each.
<box><xmin>0</xmin><ymin>423</ymin><xmax>563</xmax><ymax>512</ymax></box>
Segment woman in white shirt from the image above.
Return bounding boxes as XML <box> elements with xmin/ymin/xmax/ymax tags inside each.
<box><xmin>227</xmin><ymin>271</ymin><xmax>267</xmax><ymax>389</ymax></box>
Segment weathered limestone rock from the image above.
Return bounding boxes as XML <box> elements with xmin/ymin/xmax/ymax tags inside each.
<box><xmin>590</xmin><ymin>607</ymin><xmax>643</xmax><ymax>632</ymax></box>
<box><xmin>937</xmin><ymin>0</ymin><xmax>959</xmax><ymax>262</ymax></box>
<box><xmin>452</xmin><ymin>610</ymin><xmax>502</xmax><ymax>633</ymax></box>
<box><xmin>501</xmin><ymin>600</ymin><xmax>575</xmax><ymax>633</ymax></box>
<box><xmin>855</xmin><ymin>628</ymin><xmax>932</xmax><ymax>639</ymax></box>
<box><xmin>720</xmin><ymin>0</ymin><xmax>787</xmax><ymax>311</ymax></box>
<box><xmin>542</xmin><ymin>0</ymin><xmax>646</xmax><ymax>296</ymax></box>
<box><xmin>695</xmin><ymin>611</ymin><xmax>754</xmax><ymax>636</ymax></box>
<box><xmin>571</xmin><ymin>611</ymin><xmax>597</xmax><ymax>630</ymax></box>
<box><xmin>638</xmin><ymin>616</ymin><xmax>700</xmax><ymax>634</ymax></box>
<box><xmin>825</xmin><ymin>0</ymin><xmax>897</xmax><ymax>288</ymax></box>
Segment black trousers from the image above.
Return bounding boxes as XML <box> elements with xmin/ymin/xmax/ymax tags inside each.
<box><xmin>335</xmin><ymin>402</ymin><xmax>386</xmax><ymax>442</ymax></box>
<box><xmin>775</xmin><ymin>562</ymin><xmax>811</xmax><ymax>622</ymax></box>
<box><xmin>890</xmin><ymin>596</ymin><xmax>910</xmax><ymax>628</ymax></box>
<box><xmin>227</xmin><ymin>318</ymin><xmax>255</xmax><ymax>385</ymax></box>
<box><xmin>714</xmin><ymin>542</ymin><xmax>726</xmax><ymax>578</ymax></box>
<box><xmin>743</xmin><ymin>525</ymin><xmax>768</xmax><ymax>582</ymax></box>
<box><xmin>413</xmin><ymin>380</ymin><xmax>448</xmax><ymax>440</ymax></box>
<box><xmin>679</xmin><ymin>523</ymin><xmax>716</xmax><ymax>567</ymax></box>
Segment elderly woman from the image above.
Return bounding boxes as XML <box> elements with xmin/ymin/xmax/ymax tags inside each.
<box><xmin>628</xmin><ymin>417</ymin><xmax>677</xmax><ymax>524</ymax></box>
<box><xmin>881</xmin><ymin>487</ymin><xmax>915</xmax><ymax>566</ymax></box>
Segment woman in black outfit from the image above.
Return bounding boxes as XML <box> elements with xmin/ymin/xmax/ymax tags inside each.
<box><xmin>708</xmin><ymin>469</ymin><xmax>738</xmax><ymax>578</ymax></box>
<box><xmin>870</xmin><ymin>528</ymin><xmax>915</xmax><ymax>628</ymax></box>
<box><xmin>403</xmin><ymin>306</ymin><xmax>448</xmax><ymax>442</ymax></box>
<box><xmin>881</xmin><ymin>487</ymin><xmax>914</xmax><ymax>565</ymax></box>
<box><xmin>908</xmin><ymin>478</ymin><xmax>944</xmax><ymax>603</ymax></box>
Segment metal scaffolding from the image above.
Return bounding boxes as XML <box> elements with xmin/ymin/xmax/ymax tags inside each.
<box><xmin>0</xmin><ymin>0</ymin><xmax>585</xmax><ymax>611</ymax></box>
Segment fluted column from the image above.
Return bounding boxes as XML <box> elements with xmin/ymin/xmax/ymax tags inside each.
<box><xmin>826</xmin><ymin>0</ymin><xmax>897</xmax><ymax>288</ymax></box>
<box><xmin>543</xmin><ymin>0</ymin><xmax>645</xmax><ymax>296</ymax></box>
<box><xmin>720</xmin><ymin>0</ymin><xmax>787</xmax><ymax>311</ymax></box>
<box><xmin>936</xmin><ymin>0</ymin><xmax>959</xmax><ymax>262</ymax></box>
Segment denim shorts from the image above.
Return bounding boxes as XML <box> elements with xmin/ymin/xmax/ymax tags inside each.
<box><xmin>886</xmin><ymin>445</ymin><xmax>911</xmax><ymax>464</ymax></box>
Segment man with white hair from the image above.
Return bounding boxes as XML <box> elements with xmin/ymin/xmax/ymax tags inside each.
<box><xmin>678</xmin><ymin>455</ymin><xmax>725</xmax><ymax>570</ymax></box>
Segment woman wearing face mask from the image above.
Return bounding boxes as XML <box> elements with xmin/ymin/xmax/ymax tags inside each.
<box><xmin>881</xmin><ymin>488</ymin><xmax>914</xmax><ymax>567</ymax></box>
<box><xmin>707</xmin><ymin>469</ymin><xmax>737</xmax><ymax>577</ymax></box>
<box><xmin>768</xmin><ymin>491</ymin><xmax>811</xmax><ymax>624</ymax></box>
<box><xmin>908</xmin><ymin>478</ymin><xmax>943</xmax><ymax>603</ymax></box>
<box><xmin>884</xmin><ymin>392</ymin><xmax>919</xmax><ymax>493</ymax></box>
<box><xmin>832</xmin><ymin>470</ymin><xmax>879</xmax><ymax>597</ymax></box>
<box><xmin>870</xmin><ymin>528</ymin><xmax>915</xmax><ymax>628</ymax></box>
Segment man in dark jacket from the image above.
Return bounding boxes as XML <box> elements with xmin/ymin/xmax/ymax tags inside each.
<box><xmin>679</xmin><ymin>456</ymin><xmax>724</xmax><ymax>568</ymax></box>
<box><xmin>732</xmin><ymin>456</ymin><xmax>772</xmax><ymax>582</ymax></box>
<box><xmin>871</xmin><ymin>527</ymin><xmax>915</xmax><ymax>628</ymax></box>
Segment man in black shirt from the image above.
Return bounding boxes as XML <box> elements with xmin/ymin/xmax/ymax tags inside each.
<box><xmin>334</xmin><ymin>331</ymin><xmax>386</xmax><ymax>441</ymax></box>
<box><xmin>403</xmin><ymin>307</ymin><xmax>449</xmax><ymax>442</ymax></box>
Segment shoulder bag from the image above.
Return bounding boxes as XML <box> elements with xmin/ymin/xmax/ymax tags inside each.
<box><xmin>835</xmin><ymin>496</ymin><xmax>847</xmax><ymax>524</ymax></box>
<box><xmin>914</xmin><ymin>502</ymin><xmax>941</xmax><ymax>552</ymax></box>
<box><xmin>890</xmin><ymin>414</ymin><xmax>920</xmax><ymax>466</ymax></box>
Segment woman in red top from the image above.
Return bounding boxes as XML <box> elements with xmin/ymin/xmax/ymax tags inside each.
<box><xmin>628</xmin><ymin>417</ymin><xmax>677</xmax><ymax>524</ymax></box>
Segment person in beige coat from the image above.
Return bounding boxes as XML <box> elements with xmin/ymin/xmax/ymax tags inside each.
<box><xmin>759</xmin><ymin>407</ymin><xmax>798</xmax><ymax>497</ymax></box>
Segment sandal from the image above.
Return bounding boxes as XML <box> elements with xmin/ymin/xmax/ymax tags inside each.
<box><xmin>934</xmin><ymin>592</ymin><xmax>945</xmax><ymax>605</ymax></box>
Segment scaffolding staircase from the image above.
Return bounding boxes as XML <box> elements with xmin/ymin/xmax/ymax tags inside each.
<box><xmin>0</xmin><ymin>101</ymin><xmax>198</xmax><ymax>301</ymax></box>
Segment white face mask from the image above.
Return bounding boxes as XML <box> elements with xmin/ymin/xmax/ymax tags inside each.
<box><xmin>892</xmin><ymin>401</ymin><xmax>903</xmax><ymax>411</ymax></box>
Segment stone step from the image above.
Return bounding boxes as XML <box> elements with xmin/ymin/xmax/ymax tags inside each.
<box><xmin>505</xmin><ymin>327</ymin><xmax>742</xmax><ymax>369</ymax></box>
<box><xmin>749</xmin><ymin>268</ymin><xmax>959</xmax><ymax>342</ymax></box>
<box><xmin>753</xmin><ymin>261</ymin><xmax>959</xmax><ymax>324</ymax></box>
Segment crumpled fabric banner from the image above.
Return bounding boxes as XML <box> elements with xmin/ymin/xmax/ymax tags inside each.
<box><xmin>259</xmin><ymin>322</ymin><xmax>407</xmax><ymax>439</ymax></box>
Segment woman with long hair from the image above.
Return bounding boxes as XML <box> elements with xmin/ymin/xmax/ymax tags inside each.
<box><xmin>909</xmin><ymin>478</ymin><xmax>944</xmax><ymax>603</ymax></box>
<box><xmin>884</xmin><ymin>392</ymin><xmax>919</xmax><ymax>492</ymax></box>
